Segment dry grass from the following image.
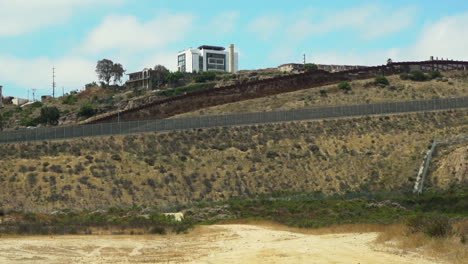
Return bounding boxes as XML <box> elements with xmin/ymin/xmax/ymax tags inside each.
<box><xmin>376</xmin><ymin>220</ymin><xmax>468</xmax><ymax>264</ymax></box>
<box><xmin>218</xmin><ymin>219</ymin><xmax>390</xmax><ymax>235</ymax></box>
<box><xmin>174</xmin><ymin>72</ymin><xmax>468</xmax><ymax>118</ymax></box>
<box><xmin>0</xmin><ymin>110</ymin><xmax>466</xmax><ymax>212</ymax></box>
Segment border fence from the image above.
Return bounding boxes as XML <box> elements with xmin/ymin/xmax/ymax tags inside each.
<box><xmin>0</xmin><ymin>97</ymin><xmax>467</xmax><ymax>144</ymax></box>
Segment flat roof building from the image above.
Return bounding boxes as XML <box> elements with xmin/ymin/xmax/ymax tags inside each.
<box><xmin>177</xmin><ymin>44</ymin><xmax>238</xmax><ymax>73</ymax></box>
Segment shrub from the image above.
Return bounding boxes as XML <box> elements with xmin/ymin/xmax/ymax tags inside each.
<box><xmin>374</xmin><ymin>76</ymin><xmax>390</xmax><ymax>86</ymax></box>
<box><xmin>31</xmin><ymin>101</ymin><xmax>43</xmax><ymax>108</ymax></box>
<box><xmin>157</xmin><ymin>83</ymin><xmax>211</xmax><ymax>97</ymax></box>
<box><xmin>166</xmin><ymin>71</ymin><xmax>184</xmax><ymax>82</ymax></box>
<box><xmin>423</xmin><ymin>216</ymin><xmax>452</xmax><ymax>237</ymax></box>
<box><xmin>406</xmin><ymin>214</ymin><xmax>452</xmax><ymax>237</ymax></box>
<box><xmin>111</xmin><ymin>154</ymin><xmax>122</xmax><ymax>161</ymax></box>
<box><xmin>399</xmin><ymin>73</ymin><xmax>410</xmax><ymax>80</ymax></box>
<box><xmin>428</xmin><ymin>71</ymin><xmax>442</xmax><ymax>79</ymax></box>
<box><xmin>304</xmin><ymin>63</ymin><xmax>318</xmax><ymax>71</ymax></box>
<box><xmin>149</xmin><ymin>226</ymin><xmax>166</xmax><ymax>235</ymax></box>
<box><xmin>39</xmin><ymin>106</ymin><xmax>60</xmax><ymax>125</ymax></box>
<box><xmin>194</xmin><ymin>72</ymin><xmax>216</xmax><ymax>83</ymax></box>
<box><xmin>409</xmin><ymin>70</ymin><xmax>428</xmax><ymax>81</ymax></box>
<box><xmin>78</xmin><ymin>102</ymin><xmax>97</xmax><ymax>118</ymax></box>
<box><xmin>20</xmin><ymin>117</ymin><xmax>38</xmax><ymax>127</ymax></box>
<box><xmin>62</xmin><ymin>95</ymin><xmax>78</xmax><ymax>105</ymax></box>
<box><xmin>27</xmin><ymin>173</ymin><xmax>38</xmax><ymax>186</ymax></box>
<box><xmin>319</xmin><ymin>90</ymin><xmax>328</xmax><ymax>97</ymax></box>
<box><xmin>338</xmin><ymin>81</ymin><xmax>351</xmax><ymax>92</ymax></box>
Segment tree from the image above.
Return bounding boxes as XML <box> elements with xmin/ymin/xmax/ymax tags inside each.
<box><xmin>166</xmin><ymin>71</ymin><xmax>184</xmax><ymax>82</ymax></box>
<box><xmin>153</xmin><ymin>65</ymin><xmax>170</xmax><ymax>89</ymax></box>
<box><xmin>96</xmin><ymin>59</ymin><xmax>114</xmax><ymax>85</ymax></box>
<box><xmin>39</xmin><ymin>106</ymin><xmax>60</xmax><ymax>125</ymax></box>
<box><xmin>111</xmin><ymin>63</ymin><xmax>125</xmax><ymax>84</ymax></box>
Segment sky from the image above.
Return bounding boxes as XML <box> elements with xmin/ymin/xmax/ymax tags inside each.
<box><xmin>1</xmin><ymin>0</ymin><xmax>468</xmax><ymax>98</ymax></box>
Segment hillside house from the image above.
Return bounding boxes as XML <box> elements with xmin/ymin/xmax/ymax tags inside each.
<box><xmin>12</xmin><ymin>98</ymin><xmax>28</xmax><ymax>106</ymax></box>
<box><xmin>126</xmin><ymin>68</ymin><xmax>167</xmax><ymax>91</ymax></box>
<box><xmin>177</xmin><ymin>44</ymin><xmax>238</xmax><ymax>73</ymax></box>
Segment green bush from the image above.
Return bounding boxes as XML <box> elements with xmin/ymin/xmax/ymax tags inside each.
<box><xmin>428</xmin><ymin>71</ymin><xmax>443</xmax><ymax>79</ymax></box>
<box><xmin>338</xmin><ymin>81</ymin><xmax>351</xmax><ymax>92</ymax></box>
<box><xmin>410</xmin><ymin>70</ymin><xmax>428</xmax><ymax>81</ymax></box>
<box><xmin>157</xmin><ymin>83</ymin><xmax>211</xmax><ymax>97</ymax></box>
<box><xmin>39</xmin><ymin>106</ymin><xmax>60</xmax><ymax>125</ymax></box>
<box><xmin>78</xmin><ymin>102</ymin><xmax>97</xmax><ymax>118</ymax></box>
<box><xmin>400</xmin><ymin>71</ymin><xmax>433</xmax><ymax>82</ymax></box>
<box><xmin>195</xmin><ymin>72</ymin><xmax>217</xmax><ymax>83</ymax></box>
<box><xmin>166</xmin><ymin>71</ymin><xmax>184</xmax><ymax>82</ymax></box>
<box><xmin>62</xmin><ymin>95</ymin><xmax>78</xmax><ymax>105</ymax></box>
<box><xmin>374</xmin><ymin>76</ymin><xmax>390</xmax><ymax>86</ymax></box>
<box><xmin>31</xmin><ymin>101</ymin><xmax>43</xmax><ymax>108</ymax></box>
<box><xmin>20</xmin><ymin>117</ymin><xmax>38</xmax><ymax>127</ymax></box>
<box><xmin>304</xmin><ymin>63</ymin><xmax>319</xmax><ymax>71</ymax></box>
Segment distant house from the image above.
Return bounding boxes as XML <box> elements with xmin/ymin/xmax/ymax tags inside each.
<box><xmin>126</xmin><ymin>68</ymin><xmax>168</xmax><ymax>91</ymax></box>
<box><xmin>177</xmin><ymin>44</ymin><xmax>238</xmax><ymax>73</ymax></box>
<box><xmin>12</xmin><ymin>98</ymin><xmax>28</xmax><ymax>106</ymax></box>
<box><xmin>278</xmin><ymin>63</ymin><xmax>367</xmax><ymax>73</ymax></box>
<box><xmin>41</xmin><ymin>95</ymin><xmax>53</xmax><ymax>102</ymax></box>
<box><xmin>278</xmin><ymin>63</ymin><xmax>305</xmax><ymax>73</ymax></box>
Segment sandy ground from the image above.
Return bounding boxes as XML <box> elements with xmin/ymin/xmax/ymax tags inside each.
<box><xmin>0</xmin><ymin>224</ymin><xmax>442</xmax><ymax>264</ymax></box>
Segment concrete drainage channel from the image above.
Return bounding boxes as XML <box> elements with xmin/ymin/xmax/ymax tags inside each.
<box><xmin>413</xmin><ymin>135</ymin><xmax>468</xmax><ymax>194</ymax></box>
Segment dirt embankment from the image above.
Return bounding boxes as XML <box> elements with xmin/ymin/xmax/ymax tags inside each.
<box><xmin>0</xmin><ymin>224</ymin><xmax>442</xmax><ymax>264</ymax></box>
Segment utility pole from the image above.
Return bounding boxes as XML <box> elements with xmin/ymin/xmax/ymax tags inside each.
<box><xmin>62</xmin><ymin>86</ymin><xmax>64</xmax><ymax>97</ymax></box>
<box><xmin>303</xmin><ymin>54</ymin><xmax>306</xmax><ymax>65</ymax></box>
<box><xmin>27</xmin><ymin>89</ymin><xmax>30</xmax><ymax>101</ymax></box>
<box><xmin>32</xmin><ymin>89</ymin><xmax>37</xmax><ymax>101</ymax></box>
<box><xmin>52</xmin><ymin>67</ymin><xmax>56</xmax><ymax>98</ymax></box>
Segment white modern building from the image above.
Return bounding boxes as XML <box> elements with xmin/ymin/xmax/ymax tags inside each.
<box><xmin>177</xmin><ymin>44</ymin><xmax>238</xmax><ymax>73</ymax></box>
<box><xmin>12</xmin><ymin>98</ymin><xmax>28</xmax><ymax>106</ymax></box>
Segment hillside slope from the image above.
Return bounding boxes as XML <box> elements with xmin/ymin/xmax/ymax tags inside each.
<box><xmin>0</xmin><ymin>110</ymin><xmax>466</xmax><ymax>212</ymax></box>
<box><xmin>174</xmin><ymin>72</ymin><xmax>468</xmax><ymax>118</ymax></box>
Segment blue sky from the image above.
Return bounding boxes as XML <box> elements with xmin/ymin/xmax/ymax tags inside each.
<box><xmin>1</xmin><ymin>0</ymin><xmax>468</xmax><ymax>98</ymax></box>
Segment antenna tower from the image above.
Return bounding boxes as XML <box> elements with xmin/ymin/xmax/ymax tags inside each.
<box><xmin>52</xmin><ymin>67</ymin><xmax>56</xmax><ymax>98</ymax></box>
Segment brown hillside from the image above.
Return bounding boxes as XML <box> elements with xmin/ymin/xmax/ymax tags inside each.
<box><xmin>174</xmin><ymin>72</ymin><xmax>468</xmax><ymax>118</ymax></box>
<box><xmin>0</xmin><ymin>110</ymin><xmax>466</xmax><ymax>212</ymax></box>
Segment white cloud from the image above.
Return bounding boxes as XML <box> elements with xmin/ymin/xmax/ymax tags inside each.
<box><xmin>310</xmin><ymin>12</ymin><xmax>468</xmax><ymax>65</ymax></box>
<box><xmin>286</xmin><ymin>4</ymin><xmax>416</xmax><ymax>41</ymax></box>
<box><xmin>141</xmin><ymin>51</ymin><xmax>179</xmax><ymax>72</ymax></box>
<box><xmin>0</xmin><ymin>0</ymin><xmax>127</xmax><ymax>37</ymax></box>
<box><xmin>406</xmin><ymin>12</ymin><xmax>468</xmax><ymax>60</ymax></box>
<box><xmin>247</xmin><ymin>15</ymin><xmax>281</xmax><ymax>40</ymax></box>
<box><xmin>0</xmin><ymin>55</ymin><xmax>96</xmax><ymax>95</ymax></box>
<box><xmin>80</xmin><ymin>12</ymin><xmax>195</xmax><ymax>54</ymax></box>
<box><xmin>207</xmin><ymin>11</ymin><xmax>240</xmax><ymax>36</ymax></box>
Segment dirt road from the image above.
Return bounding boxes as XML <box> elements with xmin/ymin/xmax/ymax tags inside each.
<box><xmin>0</xmin><ymin>224</ymin><xmax>441</xmax><ymax>264</ymax></box>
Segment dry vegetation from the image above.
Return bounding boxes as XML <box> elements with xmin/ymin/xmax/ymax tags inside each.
<box><xmin>0</xmin><ymin>109</ymin><xmax>466</xmax><ymax>212</ymax></box>
<box><xmin>174</xmin><ymin>71</ymin><xmax>468</xmax><ymax>118</ymax></box>
<box><xmin>376</xmin><ymin>220</ymin><xmax>468</xmax><ymax>264</ymax></box>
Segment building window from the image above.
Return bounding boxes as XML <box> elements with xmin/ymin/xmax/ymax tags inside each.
<box><xmin>199</xmin><ymin>56</ymin><xmax>203</xmax><ymax>72</ymax></box>
<box><xmin>178</xmin><ymin>54</ymin><xmax>186</xmax><ymax>72</ymax></box>
<box><xmin>206</xmin><ymin>53</ymin><xmax>226</xmax><ymax>71</ymax></box>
